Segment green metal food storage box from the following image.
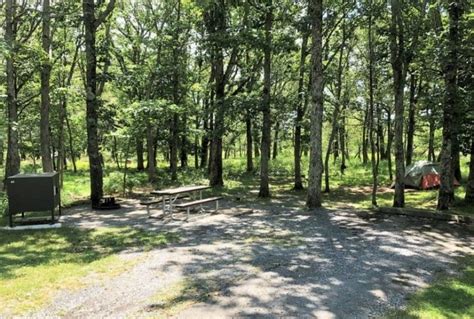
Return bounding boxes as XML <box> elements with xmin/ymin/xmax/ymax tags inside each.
<box><xmin>7</xmin><ymin>172</ymin><xmax>61</xmax><ymax>227</ymax></box>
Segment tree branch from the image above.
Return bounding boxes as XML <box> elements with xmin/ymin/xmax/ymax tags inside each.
<box><xmin>95</xmin><ymin>0</ymin><xmax>116</xmax><ymax>29</ymax></box>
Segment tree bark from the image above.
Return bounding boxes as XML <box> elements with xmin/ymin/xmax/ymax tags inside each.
<box><xmin>170</xmin><ymin>113</ymin><xmax>179</xmax><ymax>179</ymax></box>
<box><xmin>58</xmin><ymin>58</ymin><xmax>67</xmax><ymax>188</ymax></box>
<box><xmin>253</xmin><ymin>126</ymin><xmax>260</xmax><ymax>158</ymax></box>
<box><xmin>4</xmin><ymin>0</ymin><xmax>21</xmax><ymax>184</ymax></box>
<box><xmin>208</xmin><ymin>111</ymin><xmax>214</xmax><ymax>176</ymax></box>
<box><xmin>0</xmin><ymin>139</ymin><xmax>4</xmax><ymax>167</ymax></box>
<box><xmin>258</xmin><ymin>0</ymin><xmax>273</xmax><ymax>198</ymax></box>
<box><xmin>452</xmin><ymin>140</ymin><xmax>462</xmax><ymax>182</ymax></box>
<box><xmin>324</xmin><ymin>17</ymin><xmax>346</xmax><ymax>193</ymax></box>
<box><xmin>386</xmin><ymin>107</ymin><xmax>393</xmax><ymax>181</ymax></box>
<box><xmin>83</xmin><ymin>0</ymin><xmax>115</xmax><ymax>205</ymax></box>
<box><xmin>40</xmin><ymin>0</ymin><xmax>53</xmax><ymax>172</ymax></box>
<box><xmin>294</xmin><ymin>31</ymin><xmax>309</xmax><ymax>190</ymax></box>
<box><xmin>59</xmin><ymin>37</ymin><xmax>80</xmax><ymax>181</ymax></box>
<box><xmin>246</xmin><ymin>112</ymin><xmax>254</xmax><ymax>172</ymax></box>
<box><xmin>438</xmin><ymin>0</ymin><xmax>460</xmax><ymax>210</ymax></box>
<box><xmin>465</xmin><ymin>139</ymin><xmax>474</xmax><ymax>203</ymax></box>
<box><xmin>377</xmin><ymin>104</ymin><xmax>385</xmax><ymax>160</ymax></box>
<box><xmin>307</xmin><ymin>0</ymin><xmax>324</xmax><ymax>208</ymax></box>
<box><xmin>194</xmin><ymin>117</ymin><xmax>199</xmax><ymax>169</ymax></box>
<box><xmin>170</xmin><ymin>0</ymin><xmax>182</xmax><ymax>180</ymax></box>
<box><xmin>368</xmin><ymin>1</ymin><xmax>378</xmax><ymax>207</ymax></box>
<box><xmin>390</xmin><ymin>0</ymin><xmax>406</xmax><ymax>207</ymax></box>
<box><xmin>427</xmin><ymin>109</ymin><xmax>436</xmax><ymax>162</ymax></box>
<box><xmin>272</xmin><ymin>122</ymin><xmax>279</xmax><ymax>160</ymax></box>
<box><xmin>112</xmin><ymin>136</ymin><xmax>121</xmax><ymax>169</ymax></box>
<box><xmin>146</xmin><ymin>122</ymin><xmax>156</xmax><ymax>182</ymax></box>
<box><xmin>136</xmin><ymin>137</ymin><xmax>144</xmax><ymax>171</ymax></box>
<box><xmin>340</xmin><ymin>88</ymin><xmax>349</xmax><ymax>174</ymax></box>
<box><xmin>180</xmin><ymin>116</ymin><xmax>188</xmax><ymax>168</ymax></box>
<box><xmin>84</xmin><ymin>0</ymin><xmax>103</xmax><ymax>205</ymax></box>
<box><xmin>205</xmin><ymin>1</ymin><xmax>226</xmax><ymax>187</ymax></box>
<box><xmin>200</xmin><ymin>93</ymin><xmax>210</xmax><ymax>169</ymax></box>
<box><xmin>406</xmin><ymin>72</ymin><xmax>417</xmax><ymax>167</ymax></box>
<box><xmin>65</xmin><ymin>109</ymin><xmax>77</xmax><ymax>172</ymax></box>
<box><xmin>362</xmin><ymin>112</ymin><xmax>369</xmax><ymax>165</ymax></box>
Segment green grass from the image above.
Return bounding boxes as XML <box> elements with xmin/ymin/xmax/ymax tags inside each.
<box><xmin>388</xmin><ymin>255</ymin><xmax>474</xmax><ymax>319</ymax></box>
<box><xmin>0</xmin><ymin>227</ymin><xmax>180</xmax><ymax>315</ymax></box>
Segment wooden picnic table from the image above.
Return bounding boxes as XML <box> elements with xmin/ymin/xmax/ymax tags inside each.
<box><xmin>151</xmin><ymin>185</ymin><xmax>210</xmax><ymax>216</ymax></box>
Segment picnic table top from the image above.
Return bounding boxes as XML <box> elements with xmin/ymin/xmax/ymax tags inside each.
<box><xmin>151</xmin><ymin>185</ymin><xmax>210</xmax><ymax>196</ymax></box>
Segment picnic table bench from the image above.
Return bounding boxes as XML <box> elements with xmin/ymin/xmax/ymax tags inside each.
<box><xmin>174</xmin><ymin>196</ymin><xmax>223</xmax><ymax>219</ymax></box>
<box><xmin>142</xmin><ymin>185</ymin><xmax>222</xmax><ymax>220</ymax></box>
<box><xmin>140</xmin><ymin>194</ymin><xmax>188</xmax><ymax>217</ymax></box>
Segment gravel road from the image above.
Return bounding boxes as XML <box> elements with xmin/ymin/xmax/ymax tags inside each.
<box><xmin>27</xmin><ymin>199</ymin><xmax>473</xmax><ymax>318</ymax></box>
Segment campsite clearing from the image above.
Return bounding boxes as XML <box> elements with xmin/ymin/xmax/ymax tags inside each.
<box><xmin>1</xmin><ymin>197</ymin><xmax>472</xmax><ymax>318</ymax></box>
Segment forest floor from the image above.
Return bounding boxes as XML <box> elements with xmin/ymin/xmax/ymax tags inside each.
<box><xmin>4</xmin><ymin>195</ymin><xmax>472</xmax><ymax>318</ymax></box>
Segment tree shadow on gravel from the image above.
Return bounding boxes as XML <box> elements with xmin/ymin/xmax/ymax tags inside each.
<box><xmin>143</xmin><ymin>203</ymin><xmax>473</xmax><ymax>318</ymax></box>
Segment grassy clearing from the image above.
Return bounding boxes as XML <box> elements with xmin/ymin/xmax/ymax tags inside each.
<box><xmin>388</xmin><ymin>255</ymin><xmax>474</xmax><ymax>319</ymax></box>
<box><xmin>0</xmin><ymin>227</ymin><xmax>180</xmax><ymax>315</ymax></box>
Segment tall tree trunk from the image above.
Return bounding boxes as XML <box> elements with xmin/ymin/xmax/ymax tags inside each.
<box><xmin>253</xmin><ymin>126</ymin><xmax>260</xmax><ymax>158</ymax></box>
<box><xmin>0</xmin><ymin>139</ymin><xmax>4</xmax><ymax>167</ymax></box>
<box><xmin>294</xmin><ymin>31</ymin><xmax>309</xmax><ymax>190</ymax></box>
<box><xmin>170</xmin><ymin>113</ymin><xmax>179</xmax><ymax>179</ymax></box>
<box><xmin>180</xmin><ymin>116</ymin><xmax>188</xmax><ymax>168</ymax></box>
<box><xmin>4</xmin><ymin>0</ymin><xmax>21</xmax><ymax>184</ymax></box>
<box><xmin>406</xmin><ymin>72</ymin><xmax>417</xmax><ymax>167</ymax></box>
<box><xmin>200</xmin><ymin>94</ymin><xmax>210</xmax><ymax>169</ymax></box>
<box><xmin>452</xmin><ymin>140</ymin><xmax>462</xmax><ymax>181</ymax></box>
<box><xmin>258</xmin><ymin>0</ymin><xmax>272</xmax><ymax>198</ymax></box>
<box><xmin>194</xmin><ymin>117</ymin><xmax>199</xmax><ymax>169</ymax></box>
<box><xmin>272</xmin><ymin>121</ymin><xmax>279</xmax><ymax>160</ymax></box>
<box><xmin>208</xmin><ymin>111</ymin><xmax>214</xmax><ymax>176</ymax></box>
<box><xmin>368</xmin><ymin>1</ymin><xmax>378</xmax><ymax>207</ymax></box>
<box><xmin>58</xmin><ymin>59</ymin><xmax>68</xmax><ymax>188</ymax></box>
<box><xmin>40</xmin><ymin>0</ymin><xmax>53</xmax><ymax>172</ymax></box>
<box><xmin>206</xmin><ymin>1</ymin><xmax>226</xmax><ymax>187</ymax></box>
<box><xmin>65</xmin><ymin>109</ymin><xmax>77</xmax><ymax>172</ymax></box>
<box><xmin>83</xmin><ymin>0</ymin><xmax>103</xmax><ymax>204</ymax></box>
<box><xmin>427</xmin><ymin>109</ymin><xmax>436</xmax><ymax>161</ymax></box>
<box><xmin>59</xmin><ymin>37</ymin><xmax>80</xmax><ymax>181</ymax></box>
<box><xmin>340</xmin><ymin>91</ymin><xmax>348</xmax><ymax>174</ymax></box>
<box><xmin>333</xmin><ymin>131</ymin><xmax>339</xmax><ymax>163</ymax></box>
<box><xmin>111</xmin><ymin>136</ymin><xmax>120</xmax><ymax>169</ymax></box>
<box><xmin>146</xmin><ymin>122</ymin><xmax>156</xmax><ymax>182</ymax></box>
<box><xmin>386</xmin><ymin>107</ymin><xmax>393</xmax><ymax>181</ymax></box>
<box><xmin>362</xmin><ymin>112</ymin><xmax>369</xmax><ymax>164</ymax></box>
<box><xmin>136</xmin><ymin>137</ymin><xmax>144</xmax><ymax>171</ymax></box>
<box><xmin>390</xmin><ymin>0</ymin><xmax>406</xmax><ymax>207</ymax></box>
<box><xmin>246</xmin><ymin>112</ymin><xmax>254</xmax><ymax>172</ymax></box>
<box><xmin>324</xmin><ymin>19</ymin><xmax>346</xmax><ymax>193</ymax></box>
<box><xmin>83</xmin><ymin>0</ymin><xmax>114</xmax><ymax>205</ymax></box>
<box><xmin>170</xmin><ymin>0</ymin><xmax>182</xmax><ymax>180</ymax></box>
<box><xmin>465</xmin><ymin>139</ymin><xmax>474</xmax><ymax>203</ymax></box>
<box><xmin>438</xmin><ymin>0</ymin><xmax>460</xmax><ymax>210</ymax></box>
<box><xmin>307</xmin><ymin>0</ymin><xmax>324</xmax><ymax>208</ymax></box>
<box><xmin>377</xmin><ymin>103</ymin><xmax>385</xmax><ymax>160</ymax></box>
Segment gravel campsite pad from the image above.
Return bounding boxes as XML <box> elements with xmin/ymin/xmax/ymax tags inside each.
<box><xmin>27</xmin><ymin>200</ymin><xmax>473</xmax><ymax>318</ymax></box>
